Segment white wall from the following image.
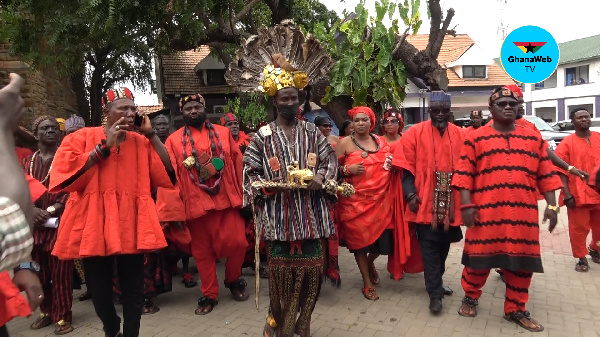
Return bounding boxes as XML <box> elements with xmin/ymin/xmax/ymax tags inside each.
<box><xmin>524</xmin><ymin>58</ymin><xmax>600</xmax><ymax>104</ymax></box>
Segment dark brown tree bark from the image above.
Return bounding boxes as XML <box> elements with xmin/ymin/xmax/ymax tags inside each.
<box><xmin>89</xmin><ymin>64</ymin><xmax>104</xmax><ymax>126</ymax></box>
<box><xmin>70</xmin><ymin>69</ymin><xmax>91</xmax><ymax>125</ymax></box>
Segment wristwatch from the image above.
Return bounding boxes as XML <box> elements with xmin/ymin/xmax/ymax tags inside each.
<box><xmin>547</xmin><ymin>205</ymin><xmax>559</xmax><ymax>213</ymax></box>
<box><xmin>14</xmin><ymin>261</ymin><xmax>41</xmax><ymax>274</ymax></box>
<box><xmin>46</xmin><ymin>206</ymin><xmax>56</xmax><ymax>215</ymax></box>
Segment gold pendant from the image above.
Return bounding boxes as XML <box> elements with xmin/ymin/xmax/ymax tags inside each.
<box><xmin>361</xmin><ymin>151</ymin><xmax>368</xmax><ymax>158</ymax></box>
<box><xmin>183</xmin><ymin>156</ymin><xmax>196</xmax><ymax>169</ymax></box>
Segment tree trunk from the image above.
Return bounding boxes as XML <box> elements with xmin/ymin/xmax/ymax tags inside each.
<box><xmin>70</xmin><ymin>70</ymin><xmax>91</xmax><ymax>125</ymax></box>
<box><xmin>89</xmin><ymin>65</ymin><xmax>104</xmax><ymax>126</ymax></box>
<box><xmin>323</xmin><ymin>95</ymin><xmax>353</xmax><ymax>128</ymax></box>
<box><xmin>265</xmin><ymin>0</ymin><xmax>291</xmax><ymax>24</ymax></box>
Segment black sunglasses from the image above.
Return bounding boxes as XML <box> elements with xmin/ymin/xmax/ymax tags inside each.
<box><xmin>320</xmin><ymin>124</ymin><xmax>333</xmax><ymax>128</ymax></box>
<box><xmin>493</xmin><ymin>101</ymin><xmax>519</xmax><ymax>108</ymax></box>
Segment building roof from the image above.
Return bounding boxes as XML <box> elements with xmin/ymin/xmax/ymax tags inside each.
<box><xmin>137</xmin><ymin>105</ymin><xmax>164</xmax><ymax>115</ymax></box>
<box><xmin>405</xmin><ymin>34</ymin><xmax>515</xmax><ymax>88</ymax></box>
<box><xmin>558</xmin><ymin>34</ymin><xmax>600</xmax><ymax>65</ymax></box>
<box><xmin>161</xmin><ymin>46</ymin><xmax>215</xmax><ymax>95</ymax></box>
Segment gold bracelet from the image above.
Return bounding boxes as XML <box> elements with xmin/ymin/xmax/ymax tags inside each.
<box><xmin>547</xmin><ymin>205</ymin><xmax>559</xmax><ymax>213</ymax></box>
<box><xmin>567</xmin><ymin>165</ymin><xmax>575</xmax><ymax>173</ymax></box>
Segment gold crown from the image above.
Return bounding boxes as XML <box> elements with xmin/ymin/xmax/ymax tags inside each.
<box><xmin>258</xmin><ymin>54</ymin><xmax>308</xmax><ymax>96</ymax></box>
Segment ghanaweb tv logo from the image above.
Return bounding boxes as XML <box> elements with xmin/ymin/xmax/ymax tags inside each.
<box><xmin>500</xmin><ymin>26</ymin><xmax>559</xmax><ymax>84</ymax></box>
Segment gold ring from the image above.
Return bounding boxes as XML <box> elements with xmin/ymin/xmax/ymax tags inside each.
<box><xmin>115</xmin><ymin>125</ymin><xmax>120</xmax><ymax>130</ymax></box>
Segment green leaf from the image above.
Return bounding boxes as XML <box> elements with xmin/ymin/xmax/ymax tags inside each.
<box><xmin>353</xmin><ymin>88</ymin><xmax>368</xmax><ymax>106</ymax></box>
<box><xmin>388</xmin><ymin>2</ymin><xmax>397</xmax><ymax>20</ymax></box>
<box><xmin>363</xmin><ymin>42</ymin><xmax>374</xmax><ymax>60</ymax></box>
<box><xmin>375</xmin><ymin>0</ymin><xmax>389</xmax><ymax>22</ymax></box>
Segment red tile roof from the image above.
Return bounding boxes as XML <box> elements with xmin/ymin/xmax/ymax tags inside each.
<box><xmin>161</xmin><ymin>46</ymin><xmax>212</xmax><ymax>95</ymax></box>
<box><xmin>137</xmin><ymin>105</ymin><xmax>164</xmax><ymax>115</ymax></box>
<box><xmin>405</xmin><ymin>34</ymin><xmax>515</xmax><ymax>87</ymax></box>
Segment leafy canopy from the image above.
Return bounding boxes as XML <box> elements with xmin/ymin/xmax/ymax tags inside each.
<box><xmin>312</xmin><ymin>0</ymin><xmax>422</xmax><ymax>109</ymax></box>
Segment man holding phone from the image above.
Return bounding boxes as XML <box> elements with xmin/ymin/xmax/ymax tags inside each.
<box><xmin>49</xmin><ymin>87</ymin><xmax>175</xmax><ymax>337</ymax></box>
<box><xmin>157</xmin><ymin>94</ymin><xmax>248</xmax><ymax>315</ymax></box>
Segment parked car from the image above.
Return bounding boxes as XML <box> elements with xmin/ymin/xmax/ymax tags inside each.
<box><xmin>522</xmin><ymin>115</ymin><xmax>570</xmax><ymax>150</ymax></box>
<box><xmin>552</xmin><ymin>118</ymin><xmax>600</xmax><ymax>133</ymax></box>
<box><xmin>453</xmin><ymin>118</ymin><xmax>471</xmax><ymax>128</ymax></box>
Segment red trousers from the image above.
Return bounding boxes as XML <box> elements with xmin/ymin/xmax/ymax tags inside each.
<box><xmin>567</xmin><ymin>205</ymin><xmax>600</xmax><ymax>258</ymax></box>
<box><xmin>461</xmin><ymin>267</ymin><xmax>533</xmax><ymax>314</ymax></box>
<box><xmin>187</xmin><ymin>208</ymin><xmax>247</xmax><ymax>299</ymax></box>
<box><xmin>32</xmin><ymin>246</ymin><xmax>73</xmax><ymax>322</ymax></box>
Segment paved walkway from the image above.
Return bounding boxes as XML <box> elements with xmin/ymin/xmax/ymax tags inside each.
<box><xmin>7</xmin><ymin>205</ymin><xmax>600</xmax><ymax>337</ymax></box>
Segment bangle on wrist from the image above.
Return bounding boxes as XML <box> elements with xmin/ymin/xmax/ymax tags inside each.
<box><xmin>547</xmin><ymin>204</ymin><xmax>559</xmax><ymax>213</ymax></box>
<box><xmin>460</xmin><ymin>203</ymin><xmax>477</xmax><ymax>210</ymax></box>
<box><xmin>567</xmin><ymin>165</ymin><xmax>575</xmax><ymax>173</ymax></box>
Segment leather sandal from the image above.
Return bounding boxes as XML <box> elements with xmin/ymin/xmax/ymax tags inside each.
<box><xmin>142</xmin><ymin>298</ymin><xmax>160</xmax><ymax>315</ymax></box>
<box><xmin>504</xmin><ymin>311</ymin><xmax>544</xmax><ymax>332</ymax></box>
<box><xmin>589</xmin><ymin>246</ymin><xmax>600</xmax><ymax>264</ymax></box>
<box><xmin>575</xmin><ymin>258</ymin><xmax>589</xmax><ymax>272</ymax></box>
<box><xmin>225</xmin><ymin>279</ymin><xmax>249</xmax><ymax>301</ymax></box>
<box><xmin>362</xmin><ymin>287</ymin><xmax>379</xmax><ymax>301</ymax></box>
<box><xmin>457</xmin><ymin>297</ymin><xmax>478</xmax><ymax>317</ymax></box>
<box><xmin>181</xmin><ymin>273</ymin><xmax>197</xmax><ymax>288</ymax></box>
<box><xmin>54</xmin><ymin>320</ymin><xmax>74</xmax><ymax>335</ymax></box>
<box><xmin>30</xmin><ymin>313</ymin><xmax>52</xmax><ymax>330</ymax></box>
<box><xmin>195</xmin><ymin>296</ymin><xmax>218</xmax><ymax>315</ymax></box>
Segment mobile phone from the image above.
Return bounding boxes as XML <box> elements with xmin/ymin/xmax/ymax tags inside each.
<box><xmin>134</xmin><ymin>113</ymin><xmax>143</xmax><ymax>128</ymax></box>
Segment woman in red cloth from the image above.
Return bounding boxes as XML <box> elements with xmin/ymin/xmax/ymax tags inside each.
<box><xmin>336</xmin><ymin>106</ymin><xmax>398</xmax><ymax>300</ymax></box>
<box><xmin>381</xmin><ymin>108</ymin><xmax>403</xmax><ymax>147</ymax></box>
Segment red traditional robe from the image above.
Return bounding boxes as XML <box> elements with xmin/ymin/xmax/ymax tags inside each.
<box><xmin>394</xmin><ymin>120</ymin><xmax>464</xmax><ymax>226</ymax></box>
<box><xmin>49</xmin><ymin>127</ymin><xmax>171</xmax><ymax>259</ymax></box>
<box><xmin>155</xmin><ymin>185</ymin><xmax>191</xmax><ymax>254</ymax></box>
<box><xmin>452</xmin><ymin>125</ymin><xmax>562</xmax><ymax>271</ymax></box>
<box><xmin>235</xmin><ymin>131</ymin><xmax>251</xmax><ymax>152</ymax></box>
<box><xmin>160</xmin><ymin>125</ymin><xmax>243</xmax><ymax>220</ymax></box>
<box><xmin>338</xmin><ymin>144</ymin><xmax>393</xmax><ymax>250</ymax></box>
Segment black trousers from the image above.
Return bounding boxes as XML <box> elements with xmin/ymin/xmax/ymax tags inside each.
<box><xmin>0</xmin><ymin>325</ymin><xmax>8</xmax><ymax>337</ymax></box>
<box><xmin>415</xmin><ymin>223</ymin><xmax>463</xmax><ymax>300</ymax></box>
<box><xmin>83</xmin><ymin>254</ymin><xmax>144</xmax><ymax>337</ymax></box>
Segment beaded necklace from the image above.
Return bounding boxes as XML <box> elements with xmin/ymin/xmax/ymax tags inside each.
<box><xmin>181</xmin><ymin>121</ymin><xmax>224</xmax><ymax>195</ymax></box>
<box><xmin>351</xmin><ymin>132</ymin><xmax>380</xmax><ymax>158</ymax></box>
<box><xmin>29</xmin><ymin>150</ymin><xmax>53</xmax><ymax>184</ymax></box>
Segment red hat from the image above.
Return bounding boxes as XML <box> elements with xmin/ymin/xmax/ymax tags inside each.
<box><xmin>102</xmin><ymin>87</ymin><xmax>134</xmax><ymax>108</ymax></box>
<box><xmin>220</xmin><ymin>112</ymin><xmax>237</xmax><ymax>126</ymax></box>
<box><xmin>503</xmin><ymin>84</ymin><xmax>523</xmax><ymax>98</ymax></box>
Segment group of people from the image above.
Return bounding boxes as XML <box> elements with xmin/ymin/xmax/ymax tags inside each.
<box><xmin>1</xmin><ymin>53</ymin><xmax>600</xmax><ymax>337</ymax></box>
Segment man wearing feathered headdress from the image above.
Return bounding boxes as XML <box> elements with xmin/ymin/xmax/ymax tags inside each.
<box><xmin>242</xmin><ymin>53</ymin><xmax>337</xmax><ymax>337</ymax></box>
<box><xmin>155</xmin><ymin>93</ymin><xmax>249</xmax><ymax>315</ymax></box>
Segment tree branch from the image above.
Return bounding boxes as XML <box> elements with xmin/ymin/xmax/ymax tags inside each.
<box><xmin>208</xmin><ymin>42</ymin><xmax>233</xmax><ymax>65</ymax></box>
<box><xmin>392</xmin><ymin>26</ymin><xmax>412</xmax><ymax>56</ymax></box>
<box><xmin>232</xmin><ymin>0</ymin><xmax>262</xmax><ymax>25</ymax></box>
<box><xmin>430</xmin><ymin>8</ymin><xmax>455</xmax><ymax>58</ymax></box>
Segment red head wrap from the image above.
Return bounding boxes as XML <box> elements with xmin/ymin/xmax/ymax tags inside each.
<box><xmin>348</xmin><ymin>106</ymin><xmax>375</xmax><ymax>131</ymax></box>
<box><xmin>220</xmin><ymin>112</ymin><xmax>237</xmax><ymax>126</ymax></box>
<box><xmin>503</xmin><ymin>84</ymin><xmax>523</xmax><ymax>98</ymax></box>
<box><xmin>102</xmin><ymin>87</ymin><xmax>134</xmax><ymax>108</ymax></box>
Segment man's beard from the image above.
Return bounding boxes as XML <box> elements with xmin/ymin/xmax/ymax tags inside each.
<box><xmin>183</xmin><ymin>113</ymin><xmax>207</xmax><ymax>127</ymax></box>
<box><xmin>433</xmin><ymin>119</ymin><xmax>449</xmax><ymax>129</ymax></box>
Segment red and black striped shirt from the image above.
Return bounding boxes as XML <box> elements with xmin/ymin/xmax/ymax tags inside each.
<box><xmin>22</xmin><ymin>152</ymin><xmax>68</xmax><ymax>252</ymax></box>
<box><xmin>452</xmin><ymin>125</ymin><xmax>562</xmax><ymax>272</ymax></box>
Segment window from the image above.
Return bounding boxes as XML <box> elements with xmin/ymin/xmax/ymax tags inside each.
<box><xmin>534</xmin><ymin>71</ymin><xmax>557</xmax><ymax>89</ymax></box>
<box><xmin>206</xmin><ymin>69</ymin><xmax>227</xmax><ymax>86</ymax></box>
<box><xmin>565</xmin><ymin>65</ymin><xmax>590</xmax><ymax>86</ymax></box>
<box><xmin>535</xmin><ymin>82</ymin><xmax>544</xmax><ymax>89</ymax></box>
<box><xmin>463</xmin><ymin>66</ymin><xmax>486</xmax><ymax>78</ymax></box>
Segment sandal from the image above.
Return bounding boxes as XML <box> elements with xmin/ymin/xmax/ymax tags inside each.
<box><xmin>142</xmin><ymin>299</ymin><xmax>160</xmax><ymax>315</ymax></box>
<box><xmin>195</xmin><ymin>296</ymin><xmax>218</xmax><ymax>315</ymax></box>
<box><xmin>263</xmin><ymin>314</ymin><xmax>277</xmax><ymax>337</ymax></box>
<box><xmin>30</xmin><ymin>313</ymin><xmax>52</xmax><ymax>330</ymax></box>
<box><xmin>54</xmin><ymin>320</ymin><xmax>74</xmax><ymax>335</ymax></box>
<box><xmin>575</xmin><ymin>258</ymin><xmax>589</xmax><ymax>272</ymax></box>
<box><xmin>589</xmin><ymin>246</ymin><xmax>600</xmax><ymax>264</ymax></box>
<box><xmin>457</xmin><ymin>297</ymin><xmax>478</xmax><ymax>317</ymax></box>
<box><xmin>368</xmin><ymin>264</ymin><xmax>380</xmax><ymax>285</ymax></box>
<box><xmin>181</xmin><ymin>273</ymin><xmax>197</xmax><ymax>288</ymax></box>
<box><xmin>504</xmin><ymin>311</ymin><xmax>544</xmax><ymax>332</ymax></box>
<box><xmin>362</xmin><ymin>287</ymin><xmax>379</xmax><ymax>301</ymax></box>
